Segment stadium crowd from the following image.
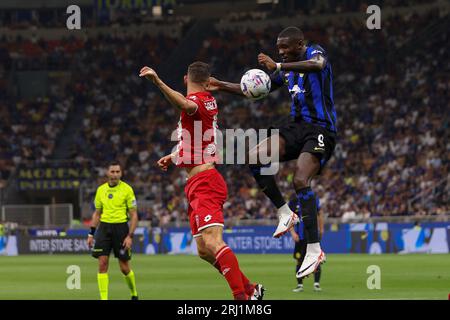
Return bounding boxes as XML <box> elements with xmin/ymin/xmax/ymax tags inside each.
<box><xmin>0</xmin><ymin>7</ymin><xmax>448</xmax><ymax>225</ymax></box>
<box><xmin>193</xmin><ymin>9</ymin><xmax>449</xmax><ymax>221</ymax></box>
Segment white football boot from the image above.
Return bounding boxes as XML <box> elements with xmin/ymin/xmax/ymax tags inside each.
<box><xmin>272</xmin><ymin>203</ymin><xmax>300</xmax><ymax>238</ymax></box>
<box><xmin>250</xmin><ymin>284</ymin><xmax>265</xmax><ymax>300</ymax></box>
<box><xmin>296</xmin><ymin>245</ymin><xmax>326</xmax><ymax>279</ymax></box>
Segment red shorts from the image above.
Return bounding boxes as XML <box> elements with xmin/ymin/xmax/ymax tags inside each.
<box><xmin>184</xmin><ymin>168</ymin><xmax>228</xmax><ymax>238</ymax></box>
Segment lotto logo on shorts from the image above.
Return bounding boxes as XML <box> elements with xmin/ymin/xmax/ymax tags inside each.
<box><xmin>204</xmin><ymin>215</ymin><xmax>212</xmax><ymax>222</ymax></box>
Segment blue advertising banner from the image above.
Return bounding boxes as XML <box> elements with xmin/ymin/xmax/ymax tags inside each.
<box><xmin>160</xmin><ymin>222</ymin><xmax>450</xmax><ymax>255</ymax></box>
<box><xmin>9</xmin><ymin>222</ymin><xmax>449</xmax><ymax>255</ymax></box>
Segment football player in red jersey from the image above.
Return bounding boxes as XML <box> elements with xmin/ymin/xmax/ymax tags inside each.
<box><xmin>139</xmin><ymin>62</ymin><xmax>264</xmax><ymax>300</ymax></box>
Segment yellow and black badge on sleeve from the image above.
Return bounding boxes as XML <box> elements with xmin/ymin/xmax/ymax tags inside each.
<box><xmin>94</xmin><ymin>180</ymin><xmax>137</xmax><ymax>224</ymax></box>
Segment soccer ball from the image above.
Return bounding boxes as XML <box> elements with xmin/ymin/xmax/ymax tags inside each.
<box><xmin>240</xmin><ymin>69</ymin><xmax>271</xmax><ymax>100</ymax></box>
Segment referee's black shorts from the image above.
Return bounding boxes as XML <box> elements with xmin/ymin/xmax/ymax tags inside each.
<box><xmin>92</xmin><ymin>222</ymin><xmax>131</xmax><ymax>261</ymax></box>
<box><xmin>293</xmin><ymin>239</ymin><xmax>307</xmax><ymax>265</ymax></box>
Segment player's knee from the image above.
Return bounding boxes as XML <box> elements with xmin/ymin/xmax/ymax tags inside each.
<box><xmin>203</xmin><ymin>237</ymin><xmax>224</xmax><ymax>254</ymax></box>
<box><xmin>98</xmin><ymin>259</ymin><xmax>108</xmax><ymax>273</ymax></box>
<box><xmin>204</xmin><ymin>240</ymin><xmax>219</xmax><ymax>254</ymax></box>
<box><xmin>197</xmin><ymin>248</ymin><xmax>210</xmax><ymax>261</ymax></box>
<box><xmin>293</xmin><ymin>175</ymin><xmax>309</xmax><ymax>190</ymax></box>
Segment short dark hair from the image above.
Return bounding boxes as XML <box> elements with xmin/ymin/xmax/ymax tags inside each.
<box><xmin>188</xmin><ymin>61</ymin><xmax>210</xmax><ymax>83</ymax></box>
<box><xmin>278</xmin><ymin>26</ymin><xmax>304</xmax><ymax>41</ymax></box>
<box><xmin>107</xmin><ymin>161</ymin><xmax>121</xmax><ymax>169</ymax></box>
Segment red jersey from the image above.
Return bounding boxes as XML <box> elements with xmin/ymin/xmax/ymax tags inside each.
<box><xmin>175</xmin><ymin>91</ymin><xmax>219</xmax><ymax>167</ymax></box>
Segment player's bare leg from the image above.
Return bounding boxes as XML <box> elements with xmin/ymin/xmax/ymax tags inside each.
<box><xmin>247</xmin><ymin>134</ymin><xmax>299</xmax><ymax>237</ymax></box>
<box><xmin>98</xmin><ymin>255</ymin><xmax>109</xmax><ymax>273</ymax></box>
<box><xmin>294</xmin><ymin>152</ymin><xmax>326</xmax><ymax>279</ymax></box>
<box><xmin>119</xmin><ymin>259</ymin><xmax>138</xmax><ymax>300</ymax></box>
<box><xmin>97</xmin><ymin>256</ymin><xmax>109</xmax><ymax>300</ymax></box>
<box><xmin>195</xmin><ymin>235</ymin><xmax>263</xmax><ymax>299</ymax></box>
<box><xmin>199</xmin><ymin>226</ymin><xmax>264</xmax><ymax>300</ymax></box>
<box><xmin>195</xmin><ymin>236</ymin><xmax>216</xmax><ymax>264</ymax></box>
<box><xmin>118</xmin><ymin>259</ymin><xmax>131</xmax><ymax>274</ymax></box>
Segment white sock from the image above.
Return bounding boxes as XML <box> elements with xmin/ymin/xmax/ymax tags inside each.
<box><xmin>314</xmin><ymin>282</ymin><xmax>320</xmax><ymax>286</ymax></box>
<box><xmin>306</xmin><ymin>242</ymin><xmax>321</xmax><ymax>254</ymax></box>
<box><xmin>277</xmin><ymin>203</ymin><xmax>292</xmax><ymax>216</ymax></box>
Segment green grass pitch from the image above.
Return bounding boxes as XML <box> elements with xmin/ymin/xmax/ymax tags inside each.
<box><xmin>0</xmin><ymin>254</ymin><xmax>448</xmax><ymax>300</ymax></box>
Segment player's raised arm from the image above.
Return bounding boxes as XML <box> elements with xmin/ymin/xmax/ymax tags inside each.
<box><xmin>207</xmin><ymin>76</ymin><xmax>245</xmax><ymax>96</ymax></box>
<box><xmin>258</xmin><ymin>52</ymin><xmax>326</xmax><ymax>73</ymax></box>
<box><xmin>139</xmin><ymin>66</ymin><xmax>198</xmax><ymax>114</ymax></box>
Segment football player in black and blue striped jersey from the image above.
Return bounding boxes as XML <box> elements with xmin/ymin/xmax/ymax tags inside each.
<box><xmin>210</xmin><ymin>26</ymin><xmax>336</xmax><ymax>279</ymax></box>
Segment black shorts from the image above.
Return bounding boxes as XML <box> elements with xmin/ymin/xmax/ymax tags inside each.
<box><xmin>293</xmin><ymin>239</ymin><xmax>307</xmax><ymax>264</ymax></box>
<box><xmin>92</xmin><ymin>222</ymin><xmax>131</xmax><ymax>261</ymax></box>
<box><xmin>271</xmin><ymin>120</ymin><xmax>336</xmax><ymax>173</ymax></box>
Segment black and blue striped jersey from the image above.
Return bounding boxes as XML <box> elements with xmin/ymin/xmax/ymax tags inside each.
<box><xmin>271</xmin><ymin>44</ymin><xmax>337</xmax><ymax>133</ymax></box>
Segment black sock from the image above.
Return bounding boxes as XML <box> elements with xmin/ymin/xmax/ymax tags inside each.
<box><xmin>297</xmin><ymin>187</ymin><xmax>319</xmax><ymax>243</ymax></box>
<box><xmin>314</xmin><ymin>265</ymin><xmax>321</xmax><ymax>283</ymax></box>
<box><xmin>295</xmin><ymin>265</ymin><xmax>303</xmax><ymax>285</ymax></box>
<box><xmin>249</xmin><ymin>165</ymin><xmax>285</xmax><ymax>209</ymax></box>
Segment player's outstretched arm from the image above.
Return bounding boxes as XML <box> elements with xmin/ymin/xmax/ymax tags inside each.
<box><xmin>258</xmin><ymin>53</ymin><xmax>326</xmax><ymax>73</ymax></box>
<box><xmin>207</xmin><ymin>77</ymin><xmax>245</xmax><ymax>96</ymax></box>
<box><xmin>139</xmin><ymin>66</ymin><xmax>197</xmax><ymax>114</ymax></box>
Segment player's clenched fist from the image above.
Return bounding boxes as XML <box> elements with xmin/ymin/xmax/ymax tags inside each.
<box><xmin>258</xmin><ymin>53</ymin><xmax>277</xmax><ymax>71</ymax></box>
<box><xmin>206</xmin><ymin>77</ymin><xmax>221</xmax><ymax>91</ymax></box>
<box><xmin>157</xmin><ymin>154</ymin><xmax>174</xmax><ymax>171</ymax></box>
<box><xmin>139</xmin><ymin>66</ymin><xmax>159</xmax><ymax>82</ymax></box>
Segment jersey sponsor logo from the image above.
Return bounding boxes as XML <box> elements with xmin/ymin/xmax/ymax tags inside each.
<box><xmin>311</xmin><ymin>49</ymin><xmax>323</xmax><ymax>56</ymax></box>
<box><xmin>204</xmin><ymin>100</ymin><xmax>217</xmax><ymax>111</ymax></box>
<box><xmin>204</xmin><ymin>215</ymin><xmax>212</xmax><ymax>222</ymax></box>
<box><xmin>289</xmin><ymin>84</ymin><xmax>306</xmax><ymax>98</ymax></box>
